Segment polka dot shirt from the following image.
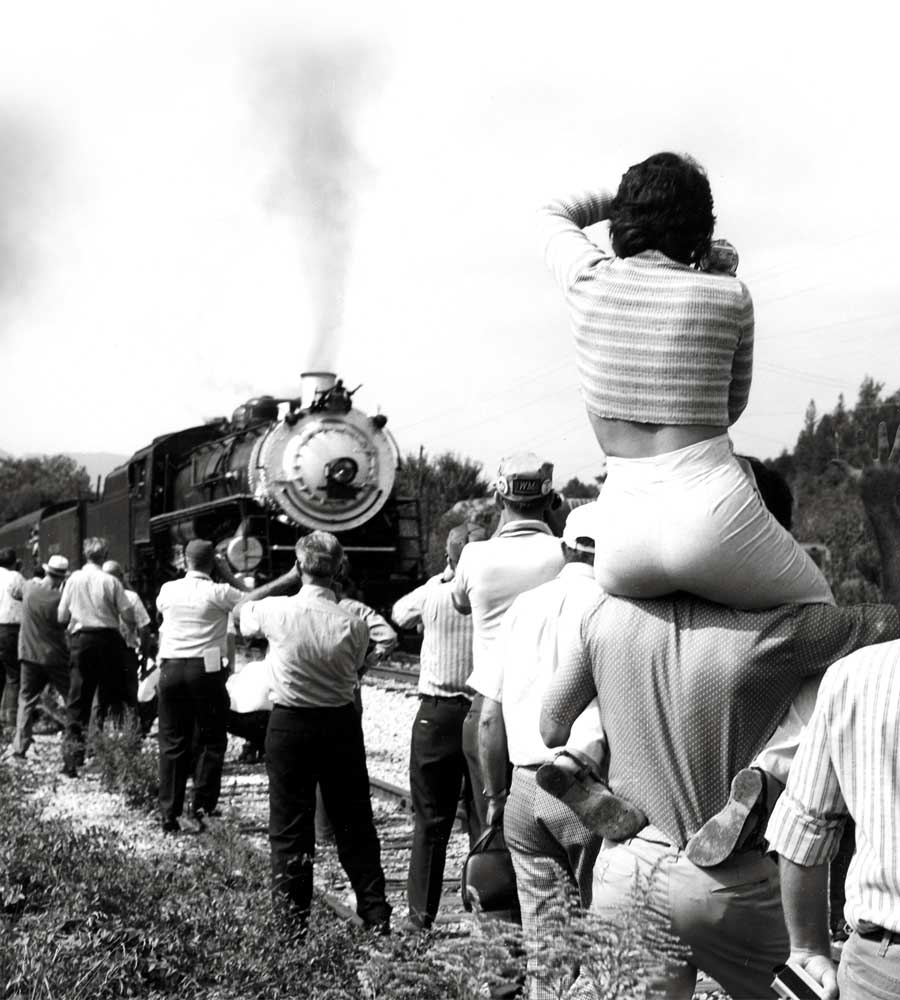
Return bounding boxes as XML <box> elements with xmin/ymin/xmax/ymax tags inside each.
<box><xmin>542</xmin><ymin>595</ymin><xmax>900</xmax><ymax>846</ymax></box>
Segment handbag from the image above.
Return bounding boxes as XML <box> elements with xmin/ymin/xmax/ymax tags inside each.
<box><xmin>460</xmin><ymin>823</ymin><xmax>519</xmax><ymax>917</ymax></box>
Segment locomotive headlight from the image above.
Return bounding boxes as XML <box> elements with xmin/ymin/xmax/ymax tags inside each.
<box><xmin>327</xmin><ymin>457</ymin><xmax>359</xmax><ymax>486</ymax></box>
<box><xmin>226</xmin><ymin>534</ymin><xmax>264</xmax><ymax>573</ymax></box>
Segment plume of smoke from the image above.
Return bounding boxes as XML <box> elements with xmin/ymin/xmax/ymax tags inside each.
<box><xmin>255</xmin><ymin>39</ymin><xmax>383</xmax><ymax>371</ymax></box>
<box><xmin>0</xmin><ymin>111</ymin><xmax>53</xmax><ymax>306</ymax></box>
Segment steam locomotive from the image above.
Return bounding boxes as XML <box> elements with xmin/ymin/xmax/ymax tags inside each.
<box><xmin>0</xmin><ymin>373</ymin><xmax>425</xmax><ymax>614</ymax></box>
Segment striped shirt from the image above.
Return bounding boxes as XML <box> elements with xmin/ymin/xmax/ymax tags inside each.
<box><xmin>393</xmin><ymin>574</ymin><xmax>473</xmax><ymax>699</ymax></box>
<box><xmin>539</xmin><ymin>190</ymin><xmax>754</xmax><ymax>426</ymax></box>
<box><xmin>766</xmin><ymin>640</ymin><xmax>900</xmax><ymax>934</ymax></box>
<box><xmin>542</xmin><ymin>596</ymin><xmax>900</xmax><ymax>846</ymax></box>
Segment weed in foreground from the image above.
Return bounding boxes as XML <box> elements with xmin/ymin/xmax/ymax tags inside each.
<box><xmin>89</xmin><ymin>713</ymin><xmax>159</xmax><ymax>810</ymax></box>
<box><xmin>1</xmin><ymin>757</ymin><xmax>692</xmax><ymax>1000</ymax></box>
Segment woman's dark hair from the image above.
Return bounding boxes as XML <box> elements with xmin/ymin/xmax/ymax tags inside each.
<box><xmin>608</xmin><ymin>152</ymin><xmax>715</xmax><ymax>265</ymax></box>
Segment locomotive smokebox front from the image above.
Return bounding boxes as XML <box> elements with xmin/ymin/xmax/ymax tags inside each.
<box><xmin>248</xmin><ymin>372</ymin><xmax>399</xmax><ymax>532</ymax></box>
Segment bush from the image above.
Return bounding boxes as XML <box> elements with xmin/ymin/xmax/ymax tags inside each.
<box><xmin>90</xmin><ymin>713</ymin><xmax>159</xmax><ymax>810</ymax></box>
<box><xmin>0</xmin><ymin>764</ymin><xmax>369</xmax><ymax>999</ymax></box>
<box><xmin>1</xmin><ymin>756</ymin><xmax>686</xmax><ymax>999</ymax></box>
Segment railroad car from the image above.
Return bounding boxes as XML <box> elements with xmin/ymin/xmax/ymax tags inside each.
<box><xmin>0</xmin><ymin>373</ymin><xmax>424</xmax><ymax>616</ymax></box>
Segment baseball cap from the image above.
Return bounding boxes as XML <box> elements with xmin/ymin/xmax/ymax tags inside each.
<box><xmin>562</xmin><ymin>502</ymin><xmax>599</xmax><ymax>554</ymax></box>
<box><xmin>494</xmin><ymin>452</ymin><xmax>554</xmax><ymax>500</ymax></box>
<box><xmin>44</xmin><ymin>554</ymin><xmax>70</xmax><ymax>578</ymax></box>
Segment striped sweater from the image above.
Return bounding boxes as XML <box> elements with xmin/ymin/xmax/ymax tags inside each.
<box><xmin>540</xmin><ymin>190</ymin><xmax>754</xmax><ymax>426</ymax></box>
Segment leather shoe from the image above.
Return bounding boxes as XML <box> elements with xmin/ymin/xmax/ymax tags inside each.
<box><xmin>684</xmin><ymin>767</ymin><xmax>764</xmax><ymax>867</ymax></box>
<box><xmin>536</xmin><ymin>761</ymin><xmax>647</xmax><ymax>841</ymax></box>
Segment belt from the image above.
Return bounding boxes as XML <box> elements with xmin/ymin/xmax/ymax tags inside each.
<box><xmin>418</xmin><ymin>693</ymin><xmax>472</xmax><ymax>705</ymax></box>
<box><xmin>634</xmin><ymin>825</ymin><xmax>678</xmax><ymax>848</ymax></box>
<box><xmin>271</xmin><ymin>702</ymin><xmax>356</xmax><ymax>715</ymax></box>
<box><xmin>858</xmin><ymin>924</ymin><xmax>900</xmax><ymax>943</ymax></box>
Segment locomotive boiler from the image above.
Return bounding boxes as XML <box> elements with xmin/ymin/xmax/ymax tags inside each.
<box><xmin>2</xmin><ymin>373</ymin><xmax>424</xmax><ymax>615</ymax></box>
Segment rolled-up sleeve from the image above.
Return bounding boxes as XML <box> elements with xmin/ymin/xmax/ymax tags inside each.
<box><xmin>765</xmin><ymin>672</ymin><xmax>847</xmax><ymax>866</ymax></box>
<box><xmin>539</xmin><ymin>190</ymin><xmax>613</xmax><ymax>293</ymax></box>
<box><xmin>392</xmin><ymin>583</ymin><xmax>427</xmax><ymax>629</ymax></box>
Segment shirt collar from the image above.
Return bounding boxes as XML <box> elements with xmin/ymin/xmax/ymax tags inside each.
<box><xmin>559</xmin><ymin>562</ymin><xmax>596</xmax><ymax>581</ymax></box>
<box><xmin>300</xmin><ymin>583</ymin><xmax>338</xmax><ymax>603</ymax></box>
<box><xmin>496</xmin><ymin>519</ymin><xmax>554</xmax><ymax>538</ymax></box>
<box><xmin>186</xmin><ymin>570</ymin><xmax>212</xmax><ymax>581</ymax></box>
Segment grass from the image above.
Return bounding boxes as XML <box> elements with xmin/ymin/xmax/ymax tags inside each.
<box><xmin>1</xmin><ymin>735</ymin><xmax>687</xmax><ymax>999</ymax></box>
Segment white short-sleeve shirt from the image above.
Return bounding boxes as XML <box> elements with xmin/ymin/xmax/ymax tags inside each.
<box><xmin>156</xmin><ymin>571</ymin><xmax>243</xmax><ymax>659</ymax></box>
<box><xmin>469</xmin><ymin>562</ymin><xmax>606</xmax><ymax>766</ymax></box>
<box><xmin>452</xmin><ymin>520</ymin><xmax>565</xmax><ymax>678</ymax></box>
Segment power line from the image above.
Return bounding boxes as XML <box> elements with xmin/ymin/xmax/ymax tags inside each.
<box><xmin>392</xmin><ymin>358</ymin><xmax>572</xmax><ymax>435</ymax></box>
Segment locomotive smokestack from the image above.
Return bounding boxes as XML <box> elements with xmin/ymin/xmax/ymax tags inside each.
<box><xmin>300</xmin><ymin>371</ymin><xmax>336</xmax><ymax>409</ymax></box>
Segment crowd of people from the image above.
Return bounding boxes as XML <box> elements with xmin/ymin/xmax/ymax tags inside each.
<box><xmin>2</xmin><ymin>151</ymin><xmax>899</xmax><ymax>1000</ymax></box>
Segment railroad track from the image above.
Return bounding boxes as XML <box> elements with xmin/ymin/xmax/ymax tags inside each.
<box><xmin>364</xmin><ymin>662</ymin><xmax>419</xmax><ymax>686</ymax></box>
<box><xmin>218</xmin><ymin>755</ymin><xmax>474</xmax><ymax>928</ymax></box>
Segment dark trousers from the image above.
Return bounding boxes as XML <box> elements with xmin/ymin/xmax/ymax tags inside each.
<box><xmin>13</xmin><ymin>659</ymin><xmax>70</xmax><ymax>756</ymax></box>
<box><xmin>228</xmin><ymin>709</ymin><xmax>270</xmax><ymax>756</ymax></box>
<box><xmin>190</xmin><ymin>685</ymin><xmax>229</xmax><ymax>814</ymax></box>
<box><xmin>461</xmin><ymin>693</ymin><xmax>490</xmax><ymax>841</ymax></box>
<box><xmin>407</xmin><ymin>695</ymin><xmax>477</xmax><ymax>928</ymax></box>
<box><xmin>157</xmin><ymin>659</ymin><xmax>228</xmax><ymax>821</ymax></box>
<box><xmin>64</xmin><ymin>628</ymin><xmax>126</xmax><ymax>770</ymax></box>
<box><xmin>97</xmin><ymin>647</ymin><xmax>139</xmax><ymax>725</ymax></box>
<box><xmin>266</xmin><ymin>703</ymin><xmax>390</xmax><ymax>927</ymax></box>
<box><xmin>0</xmin><ymin>624</ymin><xmax>21</xmax><ymax>731</ymax></box>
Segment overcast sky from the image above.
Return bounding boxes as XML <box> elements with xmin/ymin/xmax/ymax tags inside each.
<box><xmin>1</xmin><ymin>1</ymin><xmax>898</xmax><ymax>484</ymax></box>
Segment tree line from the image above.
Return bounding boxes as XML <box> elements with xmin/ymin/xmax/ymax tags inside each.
<box><xmin>0</xmin><ymin>455</ymin><xmax>90</xmax><ymax>526</ymax></box>
<box><xmin>4</xmin><ymin>377</ymin><xmax>896</xmax><ymax>603</ymax></box>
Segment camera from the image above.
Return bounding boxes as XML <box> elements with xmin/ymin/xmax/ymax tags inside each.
<box><xmin>771</xmin><ymin>961</ymin><xmax>828</xmax><ymax>999</ymax></box>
